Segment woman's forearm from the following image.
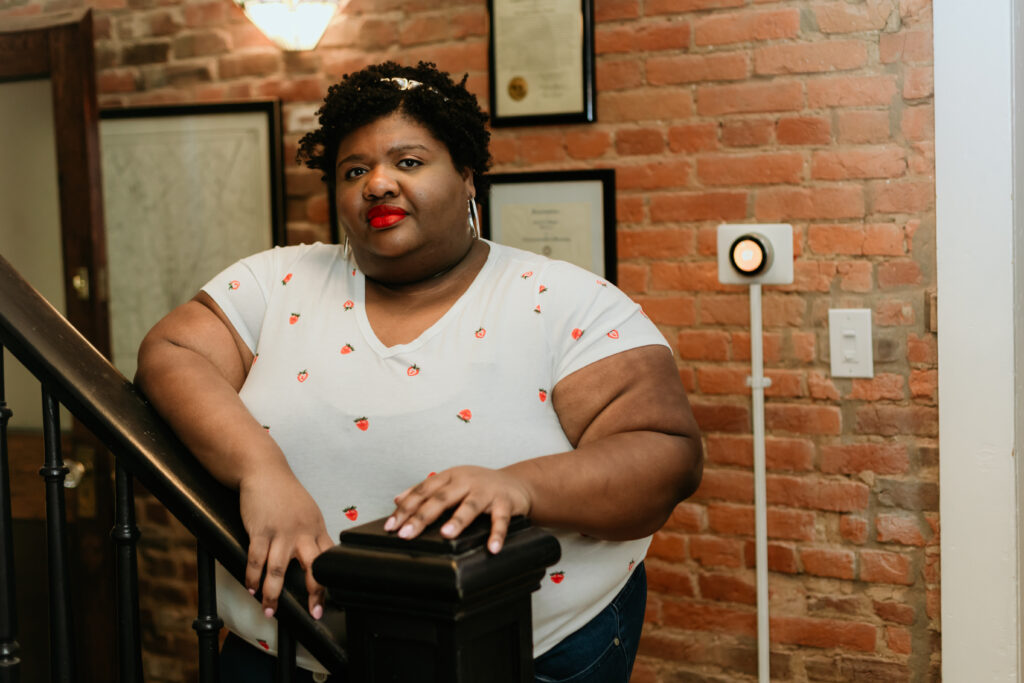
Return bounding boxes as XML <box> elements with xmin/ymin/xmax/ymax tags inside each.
<box><xmin>503</xmin><ymin>430</ymin><xmax>702</xmax><ymax>540</ymax></box>
<box><xmin>136</xmin><ymin>337</ymin><xmax>292</xmax><ymax>488</ymax></box>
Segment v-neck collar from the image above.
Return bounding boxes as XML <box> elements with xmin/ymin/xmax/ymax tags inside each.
<box><xmin>352</xmin><ymin>241</ymin><xmax>497</xmax><ymax>358</ymax></box>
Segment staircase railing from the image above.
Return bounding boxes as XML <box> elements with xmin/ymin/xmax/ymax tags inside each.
<box><xmin>0</xmin><ymin>252</ymin><xmax>345</xmax><ymax>680</ymax></box>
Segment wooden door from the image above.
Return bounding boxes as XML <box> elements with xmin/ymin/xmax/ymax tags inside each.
<box><xmin>0</xmin><ymin>10</ymin><xmax>116</xmax><ymax>682</ymax></box>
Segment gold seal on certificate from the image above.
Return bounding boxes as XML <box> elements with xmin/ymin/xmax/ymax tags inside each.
<box><xmin>507</xmin><ymin>76</ymin><xmax>528</xmax><ymax>102</ymax></box>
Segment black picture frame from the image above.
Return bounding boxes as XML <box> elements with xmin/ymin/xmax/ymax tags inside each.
<box><xmin>486</xmin><ymin>0</ymin><xmax>596</xmax><ymax>127</ymax></box>
<box><xmin>481</xmin><ymin>169</ymin><xmax>616</xmax><ymax>283</ymax></box>
<box><xmin>98</xmin><ymin>100</ymin><xmax>286</xmax><ymax>377</ymax></box>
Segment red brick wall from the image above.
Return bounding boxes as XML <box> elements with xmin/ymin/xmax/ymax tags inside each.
<box><xmin>0</xmin><ymin>0</ymin><xmax>938</xmax><ymax>680</ymax></box>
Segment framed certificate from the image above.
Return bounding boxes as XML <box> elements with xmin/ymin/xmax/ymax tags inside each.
<box><xmin>99</xmin><ymin>101</ymin><xmax>285</xmax><ymax>379</ymax></box>
<box><xmin>486</xmin><ymin>0</ymin><xmax>596</xmax><ymax>127</ymax></box>
<box><xmin>482</xmin><ymin>169</ymin><xmax>616</xmax><ymax>282</ymax></box>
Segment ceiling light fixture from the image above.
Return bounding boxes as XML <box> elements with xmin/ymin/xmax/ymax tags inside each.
<box><xmin>234</xmin><ymin>0</ymin><xmax>344</xmax><ymax>51</ymax></box>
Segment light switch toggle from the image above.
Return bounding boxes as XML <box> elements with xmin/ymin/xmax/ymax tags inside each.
<box><xmin>829</xmin><ymin>309</ymin><xmax>873</xmax><ymax>378</ymax></box>
<box><xmin>841</xmin><ymin>329</ymin><xmax>857</xmax><ymax>360</ymax></box>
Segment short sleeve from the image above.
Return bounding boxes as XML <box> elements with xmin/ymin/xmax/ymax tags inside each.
<box><xmin>535</xmin><ymin>260</ymin><xmax>670</xmax><ymax>384</ymax></box>
<box><xmin>200</xmin><ymin>248</ymin><xmax>282</xmax><ymax>354</ymax></box>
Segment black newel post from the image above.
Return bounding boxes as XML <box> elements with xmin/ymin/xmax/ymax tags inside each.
<box><xmin>0</xmin><ymin>350</ymin><xmax>19</xmax><ymax>683</ymax></box>
<box><xmin>313</xmin><ymin>516</ymin><xmax>559</xmax><ymax>683</ymax></box>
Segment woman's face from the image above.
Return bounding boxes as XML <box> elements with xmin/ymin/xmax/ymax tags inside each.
<box><xmin>334</xmin><ymin>112</ymin><xmax>475</xmax><ymax>284</ymax></box>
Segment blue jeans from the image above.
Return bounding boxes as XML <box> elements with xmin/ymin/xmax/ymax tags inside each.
<box><xmin>533</xmin><ymin>563</ymin><xmax>647</xmax><ymax>683</ymax></box>
<box><xmin>220</xmin><ymin>562</ymin><xmax>647</xmax><ymax>683</ymax></box>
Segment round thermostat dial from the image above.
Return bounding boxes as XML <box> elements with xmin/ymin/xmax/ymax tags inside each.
<box><xmin>729</xmin><ymin>233</ymin><xmax>772</xmax><ymax>276</ymax></box>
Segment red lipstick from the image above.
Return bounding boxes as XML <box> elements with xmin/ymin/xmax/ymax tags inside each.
<box><xmin>367</xmin><ymin>205</ymin><xmax>407</xmax><ymax>229</ymax></box>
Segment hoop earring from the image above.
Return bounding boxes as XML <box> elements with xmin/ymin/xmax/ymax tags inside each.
<box><xmin>340</xmin><ymin>225</ymin><xmax>351</xmax><ymax>260</ymax></box>
<box><xmin>468</xmin><ymin>198</ymin><xmax>480</xmax><ymax>239</ymax></box>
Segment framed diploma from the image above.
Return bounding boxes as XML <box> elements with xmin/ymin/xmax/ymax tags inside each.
<box><xmin>482</xmin><ymin>169</ymin><xmax>616</xmax><ymax>282</ymax></box>
<box><xmin>486</xmin><ymin>0</ymin><xmax>596</xmax><ymax>127</ymax></box>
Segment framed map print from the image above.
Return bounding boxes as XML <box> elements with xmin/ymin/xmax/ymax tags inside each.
<box><xmin>99</xmin><ymin>101</ymin><xmax>285</xmax><ymax>379</ymax></box>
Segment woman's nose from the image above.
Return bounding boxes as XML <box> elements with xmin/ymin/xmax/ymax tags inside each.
<box><xmin>363</xmin><ymin>166</ymin><xmax>399</xmax><ymax>198</ymax></box>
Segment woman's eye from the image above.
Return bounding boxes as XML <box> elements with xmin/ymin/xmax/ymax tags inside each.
<box><xmin>344</xmin><ymin>167</ymin><xmax>366</xmax><ymax>180</ymax></box>
<box><xmin>397</xmin><ymin>158</ymin><xmax>423</xmax><ymax>169</ymax></box>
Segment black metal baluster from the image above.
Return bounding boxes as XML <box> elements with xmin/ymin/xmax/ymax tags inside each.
<box><xmin>0</xmin><ymin>350</ymin><xmax>20</xmax><ymax>683</ymax></box>
<box><xmin>39</xmin><ymin>390</ymin><xmax>75</xmax><ymax>683</ymax></box>
<box><xmin>112</xmin><ymin>462</ymin><xmax>142</xmax><ymax>683</ymax></box>
<box><xmin>193</xmin><ymin>545</ymin><xmax>222</xmax><ymax>683</ymax></box>
<box><xmin>275</xmin><ymin>621</ymin><xmax>295</xmax><ymax>683</ymax></box>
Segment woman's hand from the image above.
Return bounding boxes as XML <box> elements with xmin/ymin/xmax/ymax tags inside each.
<box><xmin>240</xmin><ymin>467</ymin><xmax>334</xmax><ymax>618</ymax></box>
<box><xmin>138</xmin><ymin>294</ymin><xmax>334</xmax><ymax>619</ymax></box>
<box><xmin>385</xmin><ymin>466</ymin><xmax>533</xmax><ymax>554</ymax></box>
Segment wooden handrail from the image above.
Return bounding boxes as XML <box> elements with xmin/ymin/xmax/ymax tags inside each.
<box><xmin>0</xmin><ymin>252</ymin><xmax>347</xmax><ymax>673</ymax></box>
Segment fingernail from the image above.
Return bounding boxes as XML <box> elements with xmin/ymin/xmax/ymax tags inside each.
<box><xmin>312</xmin><ymin>604</ymin><xmax>323</xmax><ymax>620</ymax></box>
<box><xmin>489</xmin><ymin>540</ymin><xmax>501</xmax><ymax>554</ymax></box>
<box><xmin>264</xmin><ymin>607</ymin><xmax>274</xmax><ymax>618</ymax></box>
<box><xmin>441</xmin><ymin>523</ymin><xmax>456</xmax><ymax>537</ymax></box>
<box><xmin>248</xmin><ymin>588</ymin><xmax>256</xmax><ymax>596</ymax></box>
<box><xmin>384</xmin><ymin>517</ymin><xmax>396</xmax><ymax>532</ymax></box>
<box><xmin>398</xmin><ymin>524</ymin><xmax>413</xmax><ymax>539</ymax></box>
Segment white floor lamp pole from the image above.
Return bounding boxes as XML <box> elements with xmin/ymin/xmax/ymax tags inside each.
<box><xmin>749</xmin><ymin>282</ymin><xmax>770</xmax><ymax>683</ymax></box>
<box><xmin>716</xmin><ymin>223</ymin><xmax>792</xmax><ymax>683</ymax></box>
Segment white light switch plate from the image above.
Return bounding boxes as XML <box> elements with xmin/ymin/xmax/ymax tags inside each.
<box><xmin>829</xmin><ymin>309</ymin><xmax>873</xmax><ymax>378</ymax></box>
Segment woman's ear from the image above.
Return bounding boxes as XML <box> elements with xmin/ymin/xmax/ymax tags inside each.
<box><xmin>462</xmin><ymin>167</ymin><xmax>476</xmax><ymax>199</ymax></box>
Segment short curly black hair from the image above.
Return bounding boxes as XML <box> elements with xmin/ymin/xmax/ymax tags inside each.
<box><xmin>297</xmin><ymin>61</ymin><xmax>491</xmax><ymax>185</ymax></box>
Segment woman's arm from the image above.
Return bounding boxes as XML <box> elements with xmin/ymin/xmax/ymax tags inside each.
<box><xmin>386</xmin><ymin>344</ymin><xmax>703</xmax><ymax>551</ymax></box>
<box><xmin>136</xmin><ymin>291</ymin><xmax>333</xmax><ymax>617</ymax></box>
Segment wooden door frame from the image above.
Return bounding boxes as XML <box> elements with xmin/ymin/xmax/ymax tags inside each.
<box><xmin>0</xmin><ymin>9</ymin><xmax>110</xmax><ymax>355</ymax></box>
<box><xmin>0</xmin><ymin>10</ymin><xmax>116</xmax><ymax>682</ymax></box>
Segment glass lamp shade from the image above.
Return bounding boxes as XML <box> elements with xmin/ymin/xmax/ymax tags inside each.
<box><xmin>235</xmin><ymin>0</ymin><xmax>339</xmax><ymax>51</ymax></box>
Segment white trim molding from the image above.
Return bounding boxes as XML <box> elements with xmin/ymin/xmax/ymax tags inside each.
<box><xmin>935</xmin><ymin>0</ymin><xmax>1019</xmax><ymax>680</ymax></box>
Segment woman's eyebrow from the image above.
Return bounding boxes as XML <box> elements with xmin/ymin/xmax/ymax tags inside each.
<box><xmin>336</xmin><ymin>143</ymin><xmax>432</xmax><ymax>168</ymax></box>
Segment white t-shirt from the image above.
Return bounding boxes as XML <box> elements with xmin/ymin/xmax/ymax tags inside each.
<box><xmin>202</xmin><ymin>240</ymin><xmax>670</xmax><ymax>672</ymax></box>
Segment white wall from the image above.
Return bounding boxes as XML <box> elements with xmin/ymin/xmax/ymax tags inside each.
<box><xmin>935</xmin><ymin>0</ymin><xmax>1019</xmax><ymax>679</ymax></box>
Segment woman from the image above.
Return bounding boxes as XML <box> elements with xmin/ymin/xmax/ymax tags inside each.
<box><xmin>136</xmin><ymin>61</ymin><xmax>702</xmax><ymax>683</ymax></box>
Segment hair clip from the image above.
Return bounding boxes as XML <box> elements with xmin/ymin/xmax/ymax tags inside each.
<box><xmin>380</xmin><ymin>77</ymin><xmax>424</xmax><ymax>91</ymax></box>
<box><xmin>379</xmin><ymin>77</ymin><xmax>449</xmax><ymax>101</ymax></box>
